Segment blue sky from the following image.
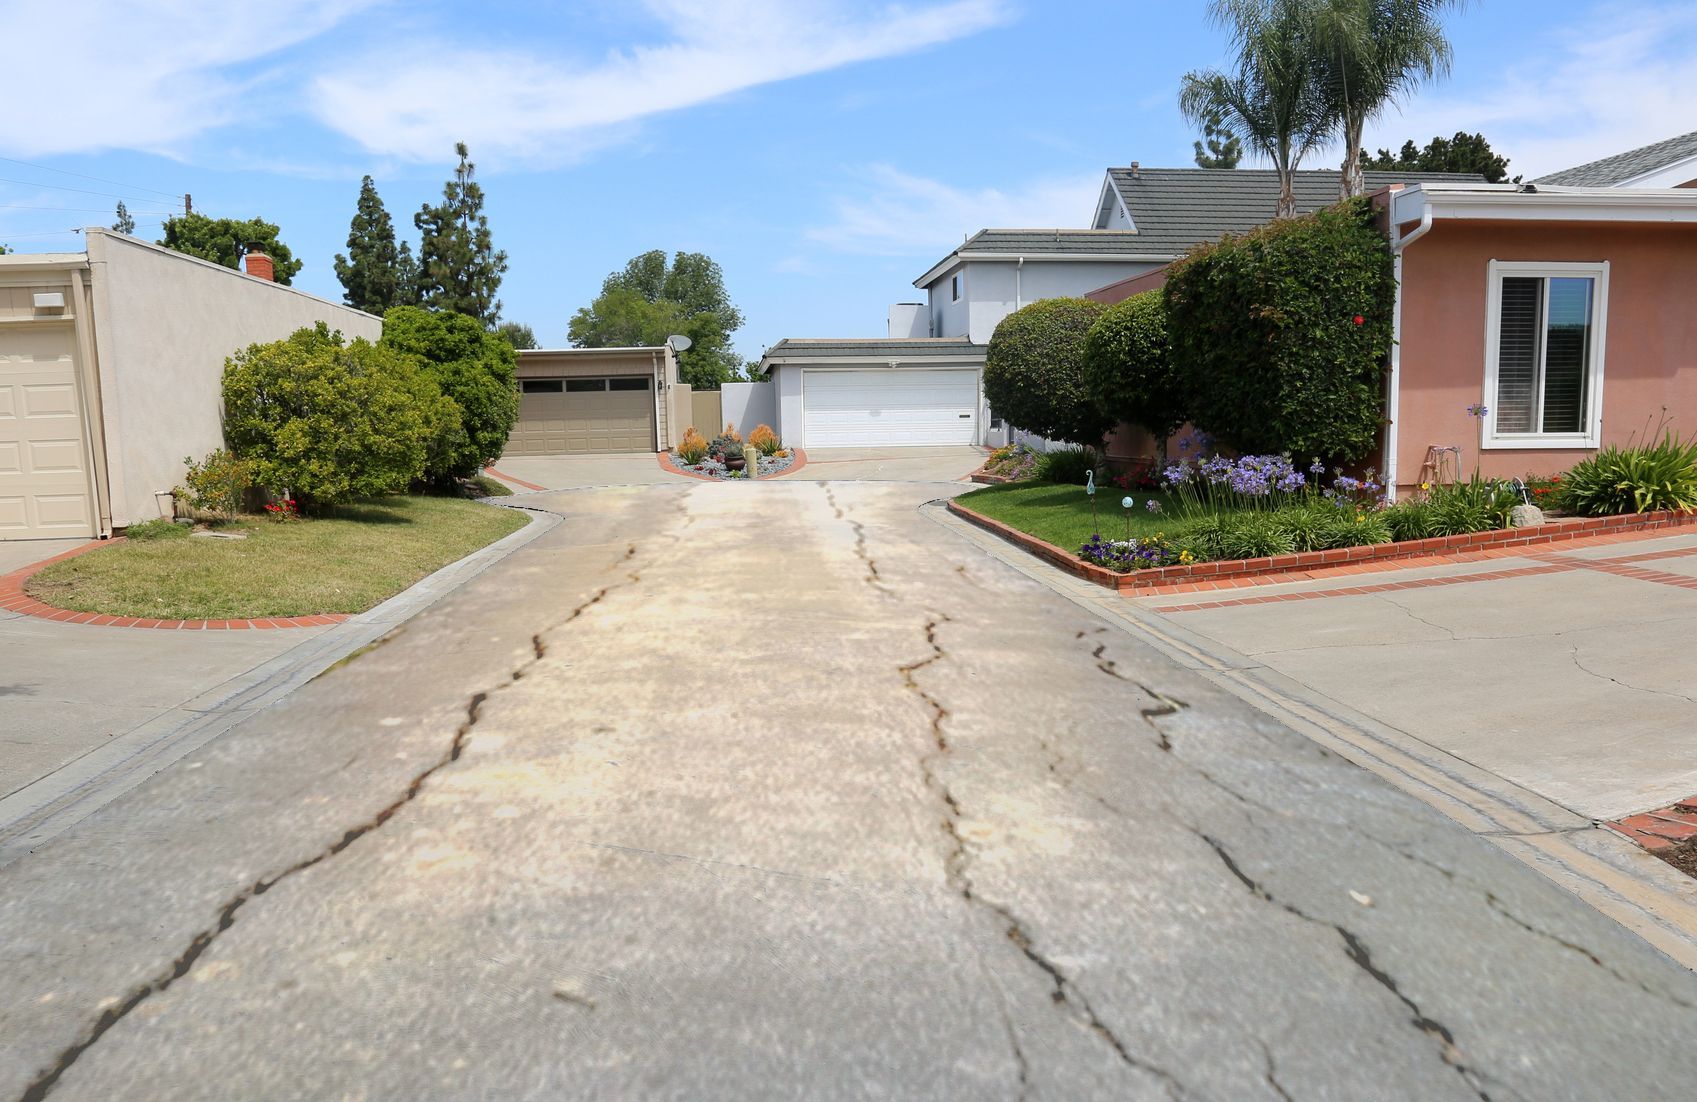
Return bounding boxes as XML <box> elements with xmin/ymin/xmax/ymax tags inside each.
<box><xmin>2</xmin><ymin>1</ymin><xmax>1692</xmax><ymax>361</ymax></box>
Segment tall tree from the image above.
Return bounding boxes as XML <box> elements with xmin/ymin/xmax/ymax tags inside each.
<box><xmin>497</xmin><ymin>321</ymin><xmax>538</xmax><ymax>350</ymax></box>
<box><xmin>1181</xmin><ymin>0</ymin><xmax>1332</xmax><ymax>217</ymax></box>
<box><xmin>112</xmin><ymin>201</ymin><xmax>136</xmax><ymax>235</ymax></box>
<box><xmin>570</xmin><ymin>250</ymin><xmax>745</xmax><ymax>389</ymax></box>
<box><xmin>1364</xmin><ymin>131</ymin><xmax>1516</xmax><ymax>182</ymax></box>
<box><xmin>395</xmin><ymin>241</ymin><xmax>421</xmax><ymax>307</ymax></box>
<box><xmin>334</xmin><ymin>176</ymin><xmax>404</xmax><ymax>314</ymax></box>
<box><xmin>1193</xmin><ymin>108</ymin><xmax>1245</xmax><ymax>168</ymax></box>
<box><xmin>157</xmin><ymin>214</ymin><xmax>303</xmax><ymax>283</ymax></box>
<box><xmin>1310</xmin><ymin>0</ymin><xmax>1461</xmax><ymax>197</ymax></box>
<box><xmin>415</xmin><ymin>142</ymin><xmax>508</xmax><ymax>325</ymax></box>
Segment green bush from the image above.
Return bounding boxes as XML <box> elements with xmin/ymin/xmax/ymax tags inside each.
<box><xmin>1163</xmin><ymin>198</ymin><xmax>1394</xmax><ymax>462</ymax></box>
<box><xmin>984</xmin><ymin>297</ymin><xmax>1111</xmax><ymax>445</ymax></box>
<box><xmin>1557</xmin><ymin>432</ymin><xmax>1697</xmax><ymax>515</ymax></box>
<box><xmin>222</xmin><ymin>324</ymin><xmax>457</xmax><ymax>507</ymax></box>
<box><xmin>1382</xmin><ymin>499</ymin><xmax>1435</xmax><ymax>542</ymax></box>
<box><xmin>1034</xmin><ymin>446</ymin><xmax>1103</xmax><ymax>485</ymax></box>
<box><xmin>125</xmin><ymin>517</ymin><xmax>188</xmax><ymax>541</ymax></box>
<box><xmin>1220</xmin><ymin>514</ymin><xmax>1297</xmax><ymax>560</ymax></box>
<box><xmin>379</xmin><ymin>307</ymin><xmax>519</xmax><ymax>481</ymax></box>
<box><xmin>177</xmin><ymin>448</ymin><xmax>252</xmax><ymax>519</ymax></box>
<box><xmin>1082</xmin><ymin>290</ymin><xmax>1186</xmax><ymax>447</ymax></box>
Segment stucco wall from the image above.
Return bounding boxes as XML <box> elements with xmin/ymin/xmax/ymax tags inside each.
<box><xmin>927</xmin><ymin>260</ymin><xmax>1164</xmax><ymax>344</ymax></box>
<box><xmin>88</xmin><ymin>232</ymin><xmax>382</xmax><ymax>526</ymax></box>
<box><xmin>1396</xmin><ymin>220</ymin><xmax>1697</xmax><ymax>491</ymax></box>
<box><xmin>721</xmin><ymin>381</ymin><xmax>777</xmax><ymax>436</ymax></box>
<box><xmin>774</xmin><ymin>366</ymin><xmax>805</xmax><ymax>445</ymax></box>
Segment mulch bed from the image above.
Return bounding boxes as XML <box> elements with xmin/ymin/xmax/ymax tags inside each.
<box><xmin>1657</xmin><ymin>841</ymin><xmax>1697</xmax><ymax>880</ymax></box>
<box><xmin>672</xmin><ymin>452</ymin><xmax>797</xmax><ymax>480</ymax></box>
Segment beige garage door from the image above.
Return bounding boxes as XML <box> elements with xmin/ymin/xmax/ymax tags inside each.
<box><xmin>506</xmin><ymin>376</ymin><xmax>655</xmax><ymax>455</ymax></box>
<box><xmin>0</xmin><ymin>325</ymin><xmax>95</xmax><ymax>539</ymax></box>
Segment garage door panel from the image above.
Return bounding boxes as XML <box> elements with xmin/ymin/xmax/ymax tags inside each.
<box><xmin>803</xmin><ymin>369</ymin><xmax>978</xmax><ymax>447</ymax></box>
<box><xmin>1</xmin><ymin>328</ymin><xmax>95</xmax><ymax>539</ymax></box>
<box><xmin>505</xmin><ymin>377</ymin><xmax>654</xmax><ymax>456</ymax></box>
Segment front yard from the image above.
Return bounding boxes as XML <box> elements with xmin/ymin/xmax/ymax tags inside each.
<box><xmin>956</xmin><ymin>482</ymin><xmax>1177</xmax><ymax>550</ymax></box>
<box><xmin>26</xmin><ymin>496</ymin><xmax>527</xmax><ymax>620</ymax></box>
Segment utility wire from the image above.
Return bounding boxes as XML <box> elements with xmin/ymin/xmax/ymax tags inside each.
<box><xmin>0</xmin><ymin>221</ymin><xmax>167</xmax><ymax>240</ymax></box>
<box><xmin>0</xmin><ymin>203</ymin><xmax>175</xmax><ymax>214</ymax></box>
<box><xmin>0</xmin><ymin>175</ymin><xmax>186</xmax><ymax>205</ymax></box>
<box><xmin>0</xmin><ymin>155</ymin><xmax>184</xmax><ymax>200</ymax></box>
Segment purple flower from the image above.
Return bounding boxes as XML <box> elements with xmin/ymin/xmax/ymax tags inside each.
<box><xmin>1467</xmin><ymin>403</ymin><xmax>1489</xmax><ymax>418</ymax></box>
<box><xmin>1146</xmin><ymin>499</ymin><xmax>1161</xmax><ymax>513</ymax></box>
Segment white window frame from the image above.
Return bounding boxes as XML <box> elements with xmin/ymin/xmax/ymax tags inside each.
<box><xmin>1481</xmin><ymin>259</ymin><xmax>1609</xmax><ymax>450</ymax></box>
<box><xmin>950</xmin><ymin>272</ymin><xmax>962</xmax><ymax>302</ymax></box>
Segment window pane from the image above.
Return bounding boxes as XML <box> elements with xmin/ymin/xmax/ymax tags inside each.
<box><xmin>1541</xmin><ymin>277</ymin><xmax>1593</xmax><ymax>433</ymax></box>
<box><xmin>565</xmin><ymin>378</ymin><xmax>606</xmax><ymax>393</ymax></box>
<box><xmin>521</xmin><ymin>379</ymin><xmax>562</xmax><ymax>393</ymax></box>
<box><xmin>1495</xmin><ymin>277</ymin><xmax>1541</xmax><ymax>433</ymax></box>
<box><xmin>608</xmin><ymin>377</ymin><xmax>650</xmax><ymax>391</ymax></box>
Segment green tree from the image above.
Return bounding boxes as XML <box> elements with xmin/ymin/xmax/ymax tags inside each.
<box><xmin>570</xmin><ymin>250</ymin><xmax>744</xmax><ymax>388</ymax></box>
<box><xmin>1193</xmin><ymin>108</ymin><xmax>1245</xmax><ymax>168</ymax></box>
<box><xmin>1310</xmin><ymin>0</ymin><xmax>1461</xmax><ymax>197</ymax></box>
<box><xmin>380</xmin><ymin>306</ymin><xmax>519</xmax><ymax>481</ymax></box>
<box><xmin>415</xmin><ymin>142</ymin><xmax>507</xmax><ymax>325</ymax></box>
<box><xmin>496</xmin><ymin>321</ymin><xmax>538</xmax><ymax>350</ymax></box>
<box><xmin>112</xmin><ymin>202</ymin><xmax>136</xmax><ymax>235</ymax></box>
<box><xmin>984</xmin><ymin>298</ymin><xmax>1112</xmax><ymax>446</ymax></box>
<box><xmin>158</xmin><ymin>214</ymin><xmax>303</xmax><ymax>284</ymax></box>
<box><xmin>334</xmin><ymin>176</ymin><xmax>405</xmax><ymax>314</ymax></box>
<box><xmin>1082</xmin><ymin>291</ymin><xmax>1186</xmax><ymax>458</ymax></box>
<box><xmin>395</xmin><ymin>241</ymin><xmax>421</xmax><ymax>307</ymax></box>
<box><xmin>1181</xmin><ymin>0</ymin><xmax>1333</xmax><ymax>217</ymax></box>
<box><xmin>1363</xmin><ymin>131</ymin><xmax>1516</xmax><ymax>182</ymax></box>
<box><xmin>221</xmin><ymin>324</ymin><xmax>455</xmax><ymax>506</ymax></box>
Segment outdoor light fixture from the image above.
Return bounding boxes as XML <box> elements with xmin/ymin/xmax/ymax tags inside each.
<box><xmin>32</xmin><ymin>292</ymin><xmax>66</xmax><ymax>310</ymax></box>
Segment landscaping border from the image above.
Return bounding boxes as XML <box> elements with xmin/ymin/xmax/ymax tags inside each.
<box><xmin>483</xmin><ymin>466</ymin><xmax>547</xmax><ymax>492</ymax></box>
<box><xmin>1</xmin><ymin>539</ymin><xmax>349</xmax><ymax>630</ymax></box>
<box><xmin>658</xmin><ymin>447</ymin><xmax>808</xmax><ymax>481</ymax></box>
<box><xmin>946</xmin><ymin>498</ymin><xmax>1697</xmax><ymax>594</ymax></box>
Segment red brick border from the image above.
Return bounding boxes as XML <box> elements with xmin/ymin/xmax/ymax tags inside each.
<box><xmin>658</xmin><ymin>447</ymin><xmax>808</xmax><ymax>481</ymax></box>
<box><xmin>482</xmin><ymin>465</ymin><xmax>547</xmax><ymax>492</ymax></box>
<box><xmin>1608</xmin><ymin>797</ymin><xmax>1697</xmax><ymax>851</ymax></box>
<box><xmin>947</xmin><ymin>497</ymin><xmax>1697</xmax><ymax>595</ymax></box>
<box><xmin>0</xmin><ymin>539</ymin><xmax>345</xmax><ymax>631</ymax></box>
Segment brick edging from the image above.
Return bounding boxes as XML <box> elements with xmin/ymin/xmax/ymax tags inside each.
<box><xmin>658</xmin><ymin>447</ymin><xmax>809</xmax><ymax>481</ymax></box>
<box><xmin>946</xmin><ymin>498</ymin><xmax>1697</xmax><ymax>594</ymax></box>
<box><xmin>483</xmin><ymin>465</ymin><xmax>547</xmax><ymax>492</ymax></box>
<box><xmin>0</xmin><ymin>538</ymin><xmax>347</xmax><ymax>630</ymax></box>
<box><xmin>1607</xmin><ymin>797</ymin><xmax>1697</xmax><ymax>851</ymax></box>
<box><xmin>969</xmin><ymin>470</ymin><xmax>1012</xmax><ymax>485</ymax></box>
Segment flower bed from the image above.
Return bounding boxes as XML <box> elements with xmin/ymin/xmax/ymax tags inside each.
<box><xmin>949</xmin><ymin>497</ymin><xmax>1697</xmax><ymax>593</ymax></box>
<box><xmin>670</xmin><ymin>451</ymin><xmax>798</xmax><ymax>480</ymax></box>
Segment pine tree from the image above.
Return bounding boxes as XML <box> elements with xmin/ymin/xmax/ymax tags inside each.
<box><xmin>333</xmin><ymin>176</ymin><xmax>403</xmax><ymax>314</ymax></box>
<box><xmin>414</xmin><ymin>142</ymin><xmax>508</xmax><ymax>325</ymax></box>
<box><xmin>396</xmin><ymin>242</ymin><xmax>421</xmax><ymax>307</ymax></box>
<box><xmin>112</xmin><ymin>201</ymin><xmax>136</xmax><ymax>235</ymax></box>
<box><xmin>1193</xmin><ymin>108</ymin><xmax>1244</xmax><ymax>168</ymax></box>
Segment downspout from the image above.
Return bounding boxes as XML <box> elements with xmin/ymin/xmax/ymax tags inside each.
<box><xmin>69</xmin><ymin>266</ymin><xmax>113</xmax><ymax>537</ymax></box>
<box><xmin>1015</xmin><ymin>256</ymin><xmax>1025</xmax><ymax>310</ymax></box>
<box><xmin>1385</xmin><ymin>204</ymin><xmax>1433</xmax><ymax>500</ymax></box>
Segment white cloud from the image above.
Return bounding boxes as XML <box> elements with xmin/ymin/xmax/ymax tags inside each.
<box><xmin>309</xmin><ymin>0</ymin><xmax>1013</xmax><ymax>162</ymax></box>
<box><xmin>806</xmin><ymin>165</ymin><xmax>1103</xmax><ymax>255</ymax></box>
<box><xmin>0</xmin><ymin>0</ymin><xmax>378</xmax><ymax>157</ymax></box>
<box><xmin>1361</xmin><ymin>2</ymin><xmax>1697</xmax><ymax>179</ymax></box>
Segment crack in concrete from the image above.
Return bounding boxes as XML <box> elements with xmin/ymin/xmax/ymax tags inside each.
<box><xmin>823</xmin><ymin>486</ymin><xmax>890</xmax><ymax>592</ymax></box>
<box><xmin>1483</xmin><ymin>892</ymin><xmax>1696</xmax><ymax>1011</ymax></box>
<box><xmin>15</xmin><ymin>544</ymin><xmax>645</xmax><ymax>1102</ymax></box>
<box><xmin>899</xmin><ymin>618</ymin><xmax>1187</xmax><ymax>1098</ymax></box>
<box><xmin>1566</xmin><ymin>644</ymin><xmax>1697</xmax><ymax>707</ymax></box>
<box><xmin>1259</xmin><ymin>1041</ymin><xmax>1295</xmax><ymax>1102</ymax></box>
<box><xmin>1091</xmin><ymin>644</ymin><xmax>1189</xmax><ymax>751</ymax></box>
<box><xmin>1199</xmin><ymin>833</ymin><xmax>1496</xmax><ymax>1102</ymax></box>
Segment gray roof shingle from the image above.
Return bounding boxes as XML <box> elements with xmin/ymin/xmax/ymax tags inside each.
<box><xmin>946</xmin><ymin>229</ymin><xmax>1167</xmax><ymax>257</ymax></box>
<box><xmin>762</xmin><ymin>338</ymin><xmax>985</xmax><ymax>362</ymax></box>
<box><xmin>1102</xmin><ymin>167</ymin><xmax>1485</xmax><ymax>256</ymax></box>
<box><xmin>1535</xmin><ymin>132</ymin><xmax>1697</xmax><ymax>187</ymax></box>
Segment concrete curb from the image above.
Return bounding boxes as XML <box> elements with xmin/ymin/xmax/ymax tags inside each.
<box><xmin>0</xmin><ymin>506</ymin><xmax>559</xmax><ymax>867</ymax></box>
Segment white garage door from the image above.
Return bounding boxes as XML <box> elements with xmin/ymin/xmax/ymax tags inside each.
<box><xmin>803</xmin><ymin>369</ymin><xmax>978</xmax><ymax>448</ymax></box>
<box><xmin>0</xmin><ymin>326</ymin><xmax>95</xmax><ymax>540</ymax></box>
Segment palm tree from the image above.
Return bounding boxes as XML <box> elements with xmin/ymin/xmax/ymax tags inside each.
<box><xmin>1311</xmin><ymin>0</ymin><xmax>1462</xmax><ymax>197</ymax></box>
<box><xmin>1180</xmin><ymin>0</ymin><xmax>1333</xmax><ymax>218</ymax></box>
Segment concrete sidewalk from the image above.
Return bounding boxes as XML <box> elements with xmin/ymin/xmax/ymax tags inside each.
<box><xmin>774</xmin><ymin>445</ymin><xmax>986</xmax><ymax>482</ymax></box>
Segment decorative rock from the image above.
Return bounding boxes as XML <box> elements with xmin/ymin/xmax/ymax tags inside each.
<box><xmin>1510</xmin><ymin>504</ymin><xmax>1545</xmax><ymax>528</ymax></box>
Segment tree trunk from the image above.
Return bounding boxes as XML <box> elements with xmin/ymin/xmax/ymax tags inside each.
<box><xmin>1276</xmin><ymin>171</ymin><xmax>1297</xmax><ymax>218</ymax></box>
<box><xmin>1340</xmin><ymin>116</ymin><xmax>1366</xmax><ymax>199</ymax></box>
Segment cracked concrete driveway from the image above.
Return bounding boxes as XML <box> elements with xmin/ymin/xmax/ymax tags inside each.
<box><xmin>3</xmin><ymin>478</ymin><xmax>1696</xmax><ymax>1100</ymax></box>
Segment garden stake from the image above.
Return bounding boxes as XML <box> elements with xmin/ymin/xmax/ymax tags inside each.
<box><xmin>1085</xmin><ymin>469</ymin><xmax>1098</xmax><ymax>535</ymax></box>
<box><xmin>1122</xmin><ymin>495</ymin><xmax>1134</xmax><ymax>543</ymax></box>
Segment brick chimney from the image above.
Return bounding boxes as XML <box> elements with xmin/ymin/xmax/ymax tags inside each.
<box><xmin>244</xmin><ymin>250</ymin><xmax>275</xmax><ymax>282</ymax></box>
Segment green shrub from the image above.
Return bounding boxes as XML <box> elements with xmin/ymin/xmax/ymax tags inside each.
<box><xmin>177</xmin><ymin>448</ymin><xmax>252</xmax><ymax>519</ymax></box>
<box><xmin>1557</xmin><ymin>432</ymin><xmax>1697</xmax><ymax>515</ymax></box>
<box><xmin>379</xmin><ymin>307</ymin><xmax>519</xmax><ymax>481</ymax></box>
<box><xmin>984</xmin><ymin>297</ymin><xmax>1111</xmax><ymax>445</ymax></box>
<box><xmin>1219</xmin><ymin>514</ymin><xmax>1296</xmax><ymax>560</ymax></box>
<box><xmin>125</xmin><ymin>517</ymin><xmax>188</xmax><ymax>541</ymax></box>
<box><xmin>222</xmin><ymin>324</ymin><xmax>456</xmax><ymax>507</ymax></box>
<box><xmin>984</xmin><ymin>442</ymin><xmax>1040</xmax><ymax>480</ymax></box>
<box><xmin>1383</xmin><ymin>499</ymin><xmax>1435</xmax><ymax>542</ymax></box>
<box><xmin>677</xmin><ymin>427</ymin><xmax>710</xmax><ymax>465</ymax></box>
<box><xmin>709</xmin><ymin>431</ymin><xmax>744</xmax><ymax>461</ymax></box>
<box><xmin>1082</xmin><ymin>290</ymin><xmax>1186</xmax><ymax>448</ymax></box>
<box><xmin>1034</xmin><ymin>446</ymin><xmax>1103</xmax><ymax>485</ymax></box>
<box><xmin>1163</xmin><ymin>198</ymin><xmax>1394</xmax><ymax>462</ymax></box>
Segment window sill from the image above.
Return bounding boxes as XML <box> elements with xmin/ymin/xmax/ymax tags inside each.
<box><xmin>1480</xmin><ymin>436</ymin><xmax>1599</xmax><ymax>451</ymax></box>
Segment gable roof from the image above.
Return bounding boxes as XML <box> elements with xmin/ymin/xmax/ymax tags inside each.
<box><xmin>910</xmin><ymin>229</ymin><xmax>1171</xmax><ymax>288</ymax></box>
<box><xmin>1098</xmin><ymin>167</ymin><xmax>1485</xmax><ymax>253</ymax></box>
<box><xmin>761</xmin><ymin>338</ymin><xmax>984</xmax><ymax>364</ymax></box>
<box><xmin>1535</xmin><ymin>131</ymin><xmax>1697</xmax><ymax>187</ymax></box>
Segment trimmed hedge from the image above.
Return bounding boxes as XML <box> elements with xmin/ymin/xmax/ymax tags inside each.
<box><xmin>984</xmin><ymin>297</ymin><xmax>1111</xmax><ymax>446</ymax></box>
<box><xmin>1162</xmin><ymin>198</ymin><xmax>1394</xmax><ymax>462</ymax></box>
<box><xmin>1082</xmin><ymin>289</ymin><xmax>1185</xmax><ymax>447</ymax></box>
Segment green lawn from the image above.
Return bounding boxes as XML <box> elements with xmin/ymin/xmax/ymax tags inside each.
<box><xmin>26</xmin><ymin>495</ymin><xmax>528</xmax><ymax>620</ymax></box>
<box><xmin>956</xmin><ymin>482</ymin><xmax>1180</xmax><ymax>550</ymax></box>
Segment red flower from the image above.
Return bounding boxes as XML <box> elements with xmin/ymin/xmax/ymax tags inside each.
<box><xmin>1352</xmin><ymin>314</ymin><xmax>1365</xmax><ymax>326</ymax></box>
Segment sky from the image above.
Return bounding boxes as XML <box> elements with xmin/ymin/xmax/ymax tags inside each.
<box><xmin>2</xmin><ymin>0</ymin><xmax>1693</xmax><ymax>361</ymax></box>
